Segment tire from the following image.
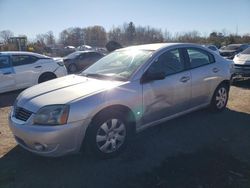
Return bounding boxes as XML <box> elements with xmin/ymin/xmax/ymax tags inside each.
<box><xmin>38</xmin><ymin>73</ymin><xmax>56</xmax><ymax>83</ymax></box>
<box><xmin>210</xmin><ymin>83</ymin><xmax>229</xmax><ymax>112</ymax></box>
<box><xmin>68</xmin><ymin>64</ymin><xmax>77</xmax><ymax>73</ymax></box>
<box><xmin>86</xmin><ymin>111</ymin><xmax>129</xmax><ymax>158</ymax></box>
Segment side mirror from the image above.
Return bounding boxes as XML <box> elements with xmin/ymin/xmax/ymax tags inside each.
<box><xmin>141</xmin><ymin>71</ymin><xmax>166</xmax><ymax>83</ymax></box>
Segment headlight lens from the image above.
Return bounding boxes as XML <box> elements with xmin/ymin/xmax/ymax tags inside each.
<box><xmin>33</xmin><ymin>105</ymin><xmax>69</xmax><ymax>125</ymax></box>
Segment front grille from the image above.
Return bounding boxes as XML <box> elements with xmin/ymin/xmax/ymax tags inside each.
<box><xmin>14</xmin><ymin>107</ymin><xmax>32</xmax><ymax>121</ymax></box>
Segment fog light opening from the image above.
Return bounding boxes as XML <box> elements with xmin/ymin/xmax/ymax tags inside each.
<box><xmin>34</xmin><ymin>143</ymin><xmax>47</xmax><ymax>151</ymax></box>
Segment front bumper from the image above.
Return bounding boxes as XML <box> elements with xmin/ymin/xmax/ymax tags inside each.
<box><xmin>54</xmin><ymin>66</ymin><xmax>68</xmax><ymax>77</ymax></box>
<box><xmin>8</xmin><ymin>111</ymin><xmax>90</xmax><ymax>157</ymax></box>
<box><xmin>233</xmin><ymin>65</ymin><xmax>250</xmax><ymax>78</ymax></box>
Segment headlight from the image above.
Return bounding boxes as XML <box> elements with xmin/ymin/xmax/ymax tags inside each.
<box><xmin>33</xmin><ymin>105</ymin><xmax>69</xmax><ymax>125</ymax></box>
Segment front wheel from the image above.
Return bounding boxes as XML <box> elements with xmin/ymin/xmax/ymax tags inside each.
<box><xmin>210</xmin><ymin>84</ymin><xmax>229</xmax><ymax>112</ymax></box>
<box><xmin>86</xmin><ymin>112</ymin><xmax>129</xmax><ymax>158</ymax></box>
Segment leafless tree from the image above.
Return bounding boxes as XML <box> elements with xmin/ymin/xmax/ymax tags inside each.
<box><xmin>45</xmin><ymin>31</ymin><xmax>56</xmax><ymax>46</ymax></box>
<box><xmin>83</xmin><ymin>26</ymin><xmax>107</xmax><ymax>47</ymax></box>
<box><xmin>0</xmin><ymin>30</ymin><xmax>14</xmax><ymax>44</ymax></box>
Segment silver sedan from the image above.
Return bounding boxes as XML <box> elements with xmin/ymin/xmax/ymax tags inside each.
<box><xmin>9</xmin><ymin>43</ymin><xmax>232</xmax><ymax>158</ymax></box>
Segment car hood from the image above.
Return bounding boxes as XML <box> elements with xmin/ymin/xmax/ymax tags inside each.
<box><xmin>16</xmin><ymin>75</ymin><xmax>126</xmax><ymax>112</ymax></box>
<box><xmin>234</xmin><ymin>54</ymin><xmax>250</xmax><ymax>65</ymax></box>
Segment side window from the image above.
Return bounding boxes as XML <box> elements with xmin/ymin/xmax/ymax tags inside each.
<box><xmin>78</xmin><ymin>54</ymin><xmax>87</xmax><ymax>59</ymax></box>
<box><xmin>148</xmin><ymin>49</ymin><xmax>185</xmax><ymax>76</ymax></box>
<box><xmin>187</xmin><ymin>48</ymin><xmax>215</xmax><ymax>69</ymax></box>
<box><xmin>91</xmin><ymin>52</ymin><xmax>102</xmax><ymax>58</ymax></box>
<box><xmin>12</xmin><ymin>55</ymin><xmax>38</xmax><ymax>66</ymax></box>
<box><xmin>0</xmin><ymin>56</ymin><xmax>10</xmax><ymax>68</ymax></box>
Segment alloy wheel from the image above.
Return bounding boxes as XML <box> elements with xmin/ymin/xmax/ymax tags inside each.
<box><xmin>96</xmin><ymin>119</ymin><xmax>126</xmax><ymax>153</ymax></box>
<box><xmin>215</xmin><ymin>87</ymin><xmax>228</xmax><ymax>109</ymax></box>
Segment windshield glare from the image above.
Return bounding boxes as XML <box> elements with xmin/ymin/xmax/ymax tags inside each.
<box><xmin>81</xmin><ymin>49</ymin><xmax>153</xmax><ymax>80</ymax></box>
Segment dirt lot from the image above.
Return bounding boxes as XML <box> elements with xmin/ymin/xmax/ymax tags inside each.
<box><xmin>0</xmin><ymin>81</ymin><xmax>250</xmax><ymax>188</ymax></box>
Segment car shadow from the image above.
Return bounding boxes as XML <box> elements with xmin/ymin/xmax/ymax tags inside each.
<box><xmin>0</xmin><ymin>89</ymin><xmax>24</xmax><ymax>108</ymax></box>
<box><xmin>1</xmin><ymin>108</ymin><xmax>250</xmax><ymax>188</ymax></box>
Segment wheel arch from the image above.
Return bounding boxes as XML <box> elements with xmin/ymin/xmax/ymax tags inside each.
<box><xmin>89</xmin><ymin>104</ymin><xmax>136</xmax><ymax>134</ymax></box>
<box><xmin>38</xmin><ymin>72</ymin><xmax>57</xmax><ymax>83</ymax></box>
<box><xmin>217</xmin><ymin>79</ymin><xmax>230</xmax><ymax>90</ymax></box>
<box><xmin>80</xmin><ymin>104</ymin><xmax>136</xmax><ymax>153</ymax></box>
<box><xmin>211</xmin><ymin>79</ymin><xmax>230</xmax><ymax>100</ymax></box>
<box><xmin>209</xmin><ymin>79</ymin><xmax>230</xmax><ymax>110</ymax></box>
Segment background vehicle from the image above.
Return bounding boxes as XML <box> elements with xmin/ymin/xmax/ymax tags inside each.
<box><xmin>233</xmin><ymin>47</ymin><xmax>250</xmax><ymax>78</ymax></box>
<box><xmin>9</xmin><ymin>43</ymin><xmax>231</xmax><ymax>158</ymax></box>
<box><xmin>204</xmin><ymin>44</ymin><xmax>220</xmax><ymax>54</ymax></box>
<box><xmin>76</xmin><ymin>45</ymin><xmax>93</xmax><ymax>51</ymax></box>
<box><xmin>0</xmin><ymin>51</ymin><xmax>67</xmax><ymax>93</ymax></box>
<box><xmin>219</xmin><ymin>44</ymin><xmax>249</xmax><ymax>59</ymax></box>
<box><xmin>63</xmin><ymin>51</ymin><xmax>104</xmax><ymax>73</ymax></box>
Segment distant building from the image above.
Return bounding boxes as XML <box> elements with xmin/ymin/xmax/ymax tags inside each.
<box><xmin>8</xmin><ymin>36</ymin><xmax>27</xmax><ymax>51</ymax></box>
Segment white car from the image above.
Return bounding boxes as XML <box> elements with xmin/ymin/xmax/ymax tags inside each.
<box><xmin>233</xmin><ymin>47</ymin><xmax>250</xmax><ymax>78</ymax></box>
<box><xmin>0</xmin><ymin>51</ymin><xmax>67</xmax><ymax>93</ymax></box>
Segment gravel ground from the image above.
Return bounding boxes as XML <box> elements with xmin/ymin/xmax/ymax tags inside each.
<box><xmin>0</xmin><ymin>81</ymin><xmax>250</xmax><ymax>188</ymax></box>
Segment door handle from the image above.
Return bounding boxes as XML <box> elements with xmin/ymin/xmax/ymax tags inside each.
<box><xmin>180</xmin><ymin>76</ymin><xmax>190</xmax><ymax>83</ymax></box>
<box><xmin>34</xmin><ymin>66</ymin><xmax>42</xmax><ymax>68</ymax></box>
<box><xmin>212</xmin><ymin>68</ymin><xmax>219</xmax><ymax>73</ymax></box>
<box><xmin>3</xmin><ymin>72</ymin><xmax>11</xmax><ymax>75</ymax></box>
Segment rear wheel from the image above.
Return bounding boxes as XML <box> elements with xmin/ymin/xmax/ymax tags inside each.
<box><xmin>210</xmin><ymin>83</ymin><xmax>229</xmax><ymax>112</ymax></box>
<box><xmin>86</xmin><ymin>111</ymin><xmax>129</xmax><ymax>158</ymax></box>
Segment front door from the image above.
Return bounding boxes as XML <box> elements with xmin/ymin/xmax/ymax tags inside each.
<box><xmin>142</xmin><ymin>48</ymin><xmax>191</xmax><ymax>125</ymax></box>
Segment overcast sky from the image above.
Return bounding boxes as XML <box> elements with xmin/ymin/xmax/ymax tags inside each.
<box><xmin>0</xmin><ymin>0</ymin><xmax>249</xmax><ymax>40</ymax></box>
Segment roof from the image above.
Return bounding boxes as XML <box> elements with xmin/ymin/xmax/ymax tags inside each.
<box><xmin>117</xmin><ymin>43</ymin><xmax>185</xmax><ymax>51</ymax></box>
<box><xmin>0</xmin><ymin>51</ymin><xmax>50</xmax><ymax>58</ymax></box>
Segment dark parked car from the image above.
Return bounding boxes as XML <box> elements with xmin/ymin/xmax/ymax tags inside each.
<box><xmin>63</xmin><ymin>51</ymin><xmax>104</xmax><ymax>73</ymax></box>
<box><xmin>219</xmin><ymin>44</ymin><xmax>249</xmax><ymax>60</ymax></box>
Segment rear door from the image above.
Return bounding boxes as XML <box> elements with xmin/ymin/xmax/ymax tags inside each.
<box><xmin>88</xmin><ymin>52</ymin><xmax>103</xmax><ymax>64</ymax></box>
<box><xmin>11</xmin><ymin>55</ymin><xmax>41</xmax><ymax>88</ymax></box>
<box><xmin>0</xmin><ymin>55</ymin><xmax>15</xmax><ymax>93</ymax></box>
<box><xmin>185</xmin><ymin>47</ymin><xmax>218</xmax><ymax>107</ymax></box>
<box><xmin>77</xmin><ymin>53</ymin><xmax>91</xmax><ymax>70</ymax></box>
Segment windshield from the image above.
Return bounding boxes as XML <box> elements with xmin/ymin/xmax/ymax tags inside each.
<box><xmin>241</xmin><ymin>47</ymin><xmax>250</xmax><ymax>55</ymax></box>
<box><xmin>81</xmin><ymin>49</ymin><xmax>153</xmax><ymax>81</ymax></box>
<box><xmin>64</xmin><ymin>52</ymin><xmax>81</xmax><ymax>59</ymax></box>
